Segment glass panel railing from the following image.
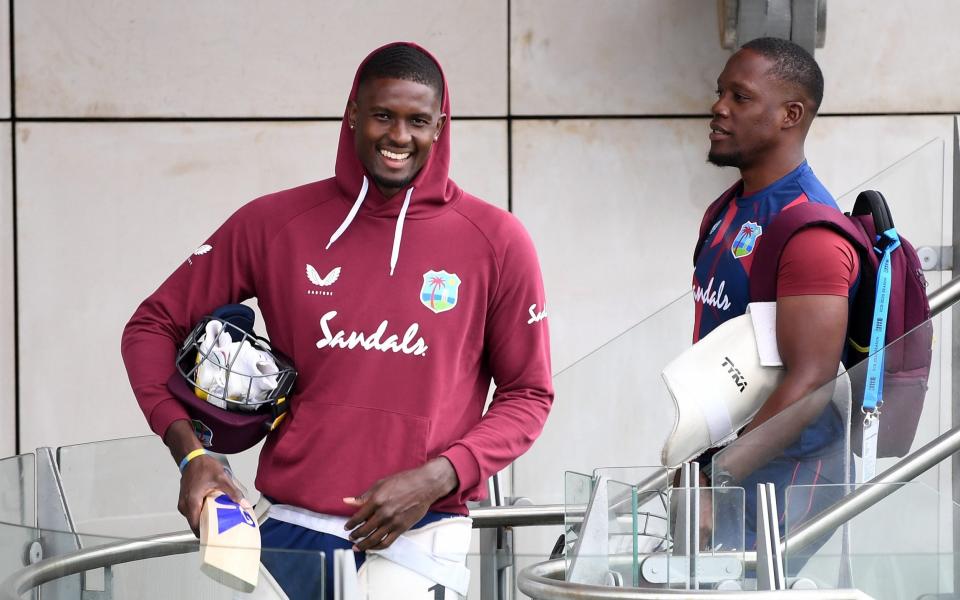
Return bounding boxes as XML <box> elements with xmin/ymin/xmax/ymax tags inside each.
<box><xmin>0</xmin><ymin>454</ymin><xmax>35</xmax><ymax>600</ymax></box>
<box><xmin>546</xmin><ymin>291</ymin><xmax>693</xmax><ymax>589</ymax></box>
<box><xmin>713</xmin><ymin>303</ymin><xmax>951</xmax><ymax>581</ymax></box>
<box><xmin>709</xmin><ymin>365</ymin><xmax>854</xmax><ymax>554</ymax></box>
<box><xmin>834</xmin><ymin>136</ymin><xmax>945</xmax><ymax>277</ymax></box>
<box><xmin>0</xmin><ymin>521</ymin><xmax>328</xmax><ymax>600</ymax></box>
<box><xmin>607</xmin><ymin>479</ymin><xmax>639</xmax><ymax>586</ymax></box>
<box><xmin>594</xmin><ymin>465</ymin><xmax>671</xmax><ymax>586</ymax></box>
<box><xmin>548</xmin><ymin>289</ymin><xmax>694</xmax><ymax>477</ymax></box>
<box><xmin>0</xmin><ymin>453</ymin><xmax>34</xmax><ymax>528</ymax></box>
<box><xmin>832</xmin><ymin>134</ymin><xmax>948</xmax><ymax>497</ymax></box>
<box><xmin>56</xmin><ymin>435</ymin><xmax>263</xmax><ymax>540</ymax></box>
<box><xmin>660</xmin><ymin>484</ymin><xmax>746</xmax><ymax>591</ymax></box>
<box><xmin>562</xmin><ymin>467</ymin><xmax>746</xmax><ymax>590</ymax></box>
<box><xmin>56</xmin><ymin>436</ymin><xmax>184</xmax><ymax>540</ymax></box>
<box><xmin>564</xmin><ymin>474</ymin><xmax>639</xmax><ymax>586</ymax></box>
<box><xmin>784</xmin><ymin>481</ymin><xmax>957</xmax><ymax>600</ymax></box>
<box><xmin>562</xmin><ymin>470</ymin><xmax>591</xmax><ymax>578</ymax></box>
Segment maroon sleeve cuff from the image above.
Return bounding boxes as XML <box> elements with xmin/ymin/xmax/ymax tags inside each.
<box><xmin>148</xmin><ymin>397</ymin><xmax>191</xmax><ymax>440</ymax></box>
<box><xmin>441</xmin><ymin>443</ymin><xmax>482</xmax><ymax>499</ymax></box>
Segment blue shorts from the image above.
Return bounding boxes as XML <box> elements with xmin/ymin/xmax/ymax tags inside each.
<box><xmin>260</xmin><ymin>509</ymin><xmax>457</xmax><ymax>600</ymax></box>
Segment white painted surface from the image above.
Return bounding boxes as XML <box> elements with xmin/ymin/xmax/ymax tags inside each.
<box><xmin>511</xmin><ymin>0</ymin><xmax>725</xmax><ymax>116</ymax></box>
<box><xmin>0</xmin><ymin>124</ymin><xmax>11</xmax><ymax>458</ymax></box>
<box><xmin>15</xmin><ymin>0</ymin><xmax>507</xmax><ymax>117</ymax></box>
<box><xmin>818</xmin><ymin>1</ymin><xmax>960</xmax><ymax>114</ymax></box>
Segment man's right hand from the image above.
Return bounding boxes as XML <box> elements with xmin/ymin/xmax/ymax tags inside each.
<box><xmin>164</xmin><ymin>420</ymin><xmax>248</xmax><ymax>536</ymax></box>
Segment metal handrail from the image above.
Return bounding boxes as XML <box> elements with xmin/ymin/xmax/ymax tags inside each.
<box><xmin>786</xmin><ymin>420</ymin><xmax>960</xmax><ymax>555</ymax></box>
<box><xmin>1</xmin><ymin>532</ymin><xmax>194</xmax><ymax>600</ymax></box>
<box><xmin>928</xmin><ymin>273</ymin><xmax>960</xmax><ymax>316</ymax></box>
<box><xmin>471</xmin><ymin>503</ymin><xmax>568</xmax><ymax>527</ymax></box>
<box><xmin>0</xmin><ymin>504</ymin><xmax>571</xmax><ymax>599</ymax></box>
<box><xmin>516</xmin><ymin>558</ymin><xmax>876</xmax><ymax>599</ymax></box>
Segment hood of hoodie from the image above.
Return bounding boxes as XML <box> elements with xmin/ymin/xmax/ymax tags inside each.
<box><xmin>334</xmin><ymin>42</ymin><xmax>461</xmax><ymax>219</ymax></box>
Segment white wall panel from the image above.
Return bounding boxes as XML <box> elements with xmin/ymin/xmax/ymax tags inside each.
<box><xmin>450</xmin><ymin>120</ymin><xmax>508</xmax><ymax>211</ymax></box>
<box><xmin>510</xmin><ymin>1</ymin><xmax>960</xmax><ymax>117</ymax></box>
<box><xmin>512</xmin><ymin>118</ymin><xmax>736</xmax><ymax>373</ymax></box>
<box><xmin>15</xmin><ymin>120</ymin><xmax>507</xmax><ymax>450</ymax></box>
<box><xmin>0</xmin><ymin>124</ymin><xmax>12</xmax><ymax>457</ymax></box>
<box><xmin>15</xmin><ymin>1</ymin><xmax>507</xmax><ymax>118</ymax></box>
<box><xmin>511</xmin><ymin>0</ymin><xmax>727</xmax><ymax>115</ymax></box>
<box><xmin>818</xmin><ymin>1</ymin><xmax>960</xmax><ymax>114</ymax></box>
<box><xmin>806</xmin><ymin>116</ymin><xmax>954</xmax><ymax>250</ymax></box>
<box><xmin>510</xmin><ymin>117</ymin><xmax>731</xmax><ymax>562</ymax></box>
<box><xmin>0</xmin><ymin>2</ymin><xmax>9</xmax><ymax>119</ymax></box>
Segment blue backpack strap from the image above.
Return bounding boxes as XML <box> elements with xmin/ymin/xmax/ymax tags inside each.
<box><xmin>849</xmin><ymin>191</ymin><xmax>900</xmax><ymax>414</ymax></box>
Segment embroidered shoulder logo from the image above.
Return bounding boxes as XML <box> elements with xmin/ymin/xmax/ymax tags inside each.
<box><xmin>731</xmin><ymin>221</ymin><xmax>763</xmax><ymax>259</ymax></box>
<box><xmin>420</xmin><ymin>270</ymin><xmax>461</xmax><ymax>314</ymax></box>
<box><xmin>306</xmin><ymin>264</ymin><xmax>341</xmax><ymax>296</ymax></box>
<box><xmin>187</xmin><ymin>244</ymin><xmax>212</xmax><ymax>265</ymax></box>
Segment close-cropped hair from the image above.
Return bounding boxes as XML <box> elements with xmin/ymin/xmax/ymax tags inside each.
<box><xmin>742</xmin><ymin>37</ymin><xmax>824</xmax><ymax>113</ymax></box>
<box><xmin>358</xmin><ymin>45</ymin><xmax>444</xmax><ymax>103</ymax></box>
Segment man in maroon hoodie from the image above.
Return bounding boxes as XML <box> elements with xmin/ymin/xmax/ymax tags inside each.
<box><xmin>122</xmin><ymin>43</ymin><xmax>553</xmax><ymax>598</ymax></box>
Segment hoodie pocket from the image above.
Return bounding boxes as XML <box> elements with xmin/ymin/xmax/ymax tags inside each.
<box><xmin>268</xmin><ymin>402</ymin><xmax>430</xmax><ymax>500</ymax></box>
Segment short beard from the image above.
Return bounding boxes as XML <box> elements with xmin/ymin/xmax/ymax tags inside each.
<box><xmin>707</xmin><ymin>150</ymin><xmax>743</xmax><ymax>168</ymax></box>
<box><xmin>372</xmin><ymin>172</ymin><xmax>415</xmax><ymax>195</ymax></box>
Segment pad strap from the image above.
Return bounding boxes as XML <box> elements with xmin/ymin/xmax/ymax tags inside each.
<box><xmin>266</xmin><ymin>503</ymin><xmax>470</xmax><ymax>596</ymax></box>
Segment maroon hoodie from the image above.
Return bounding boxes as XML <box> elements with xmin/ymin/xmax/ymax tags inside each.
<box><xmin>121</xmin><ymin>42</ymin><xmax>553</xmax><ymax>515</ymax></box>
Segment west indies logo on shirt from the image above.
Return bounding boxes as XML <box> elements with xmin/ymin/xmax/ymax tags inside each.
<box><xmin>731</xmin><ymin>221</ymin><xmax>763</xmax><ymax>259</ymax></box>
<box><xmin>420</xmin><ymin>270</ymin><xmax>461</xmax><ymax>314</ymax></box>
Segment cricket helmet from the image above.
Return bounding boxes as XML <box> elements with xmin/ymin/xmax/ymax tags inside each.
<box><xmin>167</xmin><ymin>304</ymin><xmax>296</xmax><ymax>454</ymax></box>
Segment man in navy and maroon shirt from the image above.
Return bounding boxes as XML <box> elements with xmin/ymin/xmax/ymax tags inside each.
<box><xmin>693</xmin><ymin>38</ymin><xmax>859</xmax><ymax>555</ymax></box>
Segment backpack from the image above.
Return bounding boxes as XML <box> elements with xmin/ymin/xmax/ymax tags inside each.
<box><xmin>695</xmin><ymin>190</ymin><xmax>932</xmax><ymax>458</ymax></box>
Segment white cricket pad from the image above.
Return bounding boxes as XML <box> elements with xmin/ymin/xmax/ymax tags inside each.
<box><xmin>233</xmin><ymin>565</ymin><xmax>290</xmax><ymax>600</ymax></box>
<box><xmin>660</xmin><ymin>304</ymin><xmax>785</xmax><ymax>468</ymax></box>
<box><xmin>357</xmin><ymin>517</ymin><xmax>472</xmax><ymax>600</ymax></box>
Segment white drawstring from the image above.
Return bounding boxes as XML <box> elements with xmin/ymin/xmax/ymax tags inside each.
<box><xmin>326</xmin><ymin>176</ymin><xmax>413</xmax><ymax>276</ymax></box>
<box><xmin>326</xmin><ymin>176</ymin><xmax>369</xmax><ymax>250</ymax></box>
<box><xmin>390</xmin><ymin>187</ymin><xmax>414</xmax><ymax>276</ymax></box>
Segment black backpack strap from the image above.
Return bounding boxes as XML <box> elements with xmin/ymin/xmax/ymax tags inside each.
<box><xmin>851</xmin><ymin>190</ymin><xmax>894</xmax><ymax>238</ymax></box>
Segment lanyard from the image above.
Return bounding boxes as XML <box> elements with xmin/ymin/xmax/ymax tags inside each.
<box><xmin>861</xmin><ymin>228</ymin><xmax>900</xmax><ymax>481</ymax></box>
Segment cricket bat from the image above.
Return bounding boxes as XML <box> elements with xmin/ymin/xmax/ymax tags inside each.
<box><xmin>199</xmin><ymin>492</ymin><xmax>261</xmax><ymax>592</ymax></box>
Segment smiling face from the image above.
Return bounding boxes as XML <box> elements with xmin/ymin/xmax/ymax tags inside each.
<box><xmin>708</xmin><ymin>49</ymin><xmax>795</xmax><ymax>170</ymax></box>
<box><xmin>348</xmin><ymin>77</ymin><xmax>446</xmax><ymax>198</ymax></box>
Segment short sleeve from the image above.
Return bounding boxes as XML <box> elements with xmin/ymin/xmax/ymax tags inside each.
<box><xmin>776</xmin><ymin>227</ymin><xmax>861</xmax><ymax>298</ymax></box>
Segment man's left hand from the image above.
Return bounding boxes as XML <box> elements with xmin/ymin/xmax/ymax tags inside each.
<box><xmin>343</xmin><ymin>457</ymin><xmax>459</xmax><ymax>552</ymax></box>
